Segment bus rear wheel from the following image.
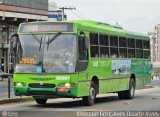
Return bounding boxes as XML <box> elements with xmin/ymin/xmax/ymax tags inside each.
<box><xmin>82</xmin><ymin>81</ymin><xmax>96</xmax><ymax>106</ymax></box>
<box><xmin>118</xmin><ymin>78</ymin><xmax>135</xmax><ymax>99</ymax></box>
<box><xmin>35</xmin><ymin>98</ymin><xmax>47</xmax><ymax>104</ymax></box>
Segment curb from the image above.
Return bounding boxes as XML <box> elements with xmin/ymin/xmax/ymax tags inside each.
<box><xmin>144</xmin><ymin>85</ymin><xmax>154</xmax><ymax>89</ymax></box>
<box><xmin>0</xmin><ymin>97</ymin><xmax>34</xmax><ymax>105</ymax></box>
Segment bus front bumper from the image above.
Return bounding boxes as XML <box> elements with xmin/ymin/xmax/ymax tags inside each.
<box><xmin>14</xmin><ymin>86</ymin><xmax>77</xmax><ymax>98</ymax></box>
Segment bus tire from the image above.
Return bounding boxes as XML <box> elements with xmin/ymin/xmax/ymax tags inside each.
<box><xmin>125</xmin><ymin>78</ymin><xmax>135</xmax><ymax>99</ymax></box>
<box><xmin>82</xmin><ymin>81</ymin><xmax>96</xmax><ymax>106</ymax></box>
<box><xmin>118</xmin><ymin>78</ymin><xmax>135</xmax><ymax>99</ymax></box>
<box><xmin>35</xmin><ymin>98</ymin><xmax>47</xmax><ymax>104</ymax></box>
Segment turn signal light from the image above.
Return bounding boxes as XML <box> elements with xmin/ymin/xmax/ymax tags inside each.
<box><xmin>71</xmin><ymin>83</ymin><xmax>76</xmax><ymax>87</ymax></box>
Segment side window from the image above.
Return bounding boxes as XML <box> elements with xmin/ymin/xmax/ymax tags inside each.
<box><xmin>119</xmin><ymin>48</ymin><xmax>127</xmax><ymax>58</ymax></box>
<box><xmin>136</xmin><ymin>40</ymin><xmax>143</xmax><ymax>49</ymax></box>
<box><xmin>119</xmin><ymin>37</ymin><xmax>127</xmax><ymax>58</ymax></box>
<box><xmin>143</xmin><ymin>40</ymin><xmax>150</xmax><ymax>59</ymax></box>
<box><xmin>128</xmin><ymin>38</ymin><xmax>135</xmax><ymax>48</ymax></box>
<box><xmin>136</xmin><ymin>49</ymin><xmax>143</xmax><ymax>58</ymax></box>
<box><xmin>78</xmin><ymin>36</ymin><xmax>88</xmax><ymax>60</ymax></box>
<box><xmin>99</xmin><ymin>34</ymin><xmax>109</xmax><ymax>58</ymax></box>
<box><xmin>136</xmin><ymin>39</ymin><xmax>143</xmax><ymax>58</ymax></box>
<box><xmin>128</xmin><ymin>49</ymin><xmax>135</xmax><ymax>58</ymax></box>
<box><xmin>144</xmin><ymin>50</ymin><xmax>150</xmax><ymax>59</ymax></box>
<box><xmin>110</xmin><ymin>36</ymin><xmax>118</xmax><ymax>58</ymax></box>
<box><xmin>76</xmin><ymin>32</ymin><xmax>89</xmax><ymax>72</ymax></box>
<box><xmin>143</xmin><ymin>40</ymin><xmax>150</xmax><ymax>49</ymax></box>
<box><xmin>128</xmin><ymin>38</ymin><xmax>135</xmax><ymax>58</ymax></box>
<box><xmin>119</xmin><ymin>37</ymin><xmax>127</xmax><ymax>47</ymax></box>
<box><xmin>90</xmin><ymin>33</ymin><xmax>99</xmax><ymax>57</ymax></box>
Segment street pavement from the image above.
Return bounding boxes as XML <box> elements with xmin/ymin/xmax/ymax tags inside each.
<box><xmin>0</xmin><ymin>78</ymin><xmax>16</xmax><ymax>100</ymax></box>
<box><xmin>0</xmin><ymin>79</ymin><xmax>160</xmax><ymax>117</ymax></box>
<box><xmin>0</xmin><ymin>81</ymin><xmax>160</xmax><ymax>117</ymax></box>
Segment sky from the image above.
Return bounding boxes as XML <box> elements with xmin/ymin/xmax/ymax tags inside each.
<box><xmin>50</xmin><ymin>0</ymin><xmax>160</xmax><ymax>34</ymax></box>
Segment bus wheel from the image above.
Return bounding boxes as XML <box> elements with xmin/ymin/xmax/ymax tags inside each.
<box><xmin>126</xmin><ymin>78</ymin><xmax>136</xmax><ymax>99</ymax></box>
<box><xmin>82</xmin><ymin>81</ymin><xmax>96</xmax><ymax>106</ymax></box>
<box><xmin>35</xmin><ymin>98</ymin><xmax>47</xmax><ymax>104</ymax></box>
<box><xmin>118</xmin><ymin>78</ymin><xmax>135</xmax><ymax>99</ymax></box>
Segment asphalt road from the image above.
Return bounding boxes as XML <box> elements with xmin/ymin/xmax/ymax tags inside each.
<box><xmin>0</xmin><ymin>80</ymin><xmax>160</xmax><ymax>117</ymax></box>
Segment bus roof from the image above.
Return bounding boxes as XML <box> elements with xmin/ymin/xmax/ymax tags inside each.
<box><xmin>70</xmin><ymin>20</ymin><xmax>149</xmax><ymax>40</ymax></box>
<box><xmin>19</xmin><ymin>20</ymin><xmax>149</xmax><ymax>40</ymax></box>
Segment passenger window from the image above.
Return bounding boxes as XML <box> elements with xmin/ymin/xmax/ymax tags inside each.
<box><xmin>128</xmin><ymin>49</ymin><xmax>135</xmax><ymax>58</ymax></box>
<box><xmin>119</xmin><ymin>48</ymin><xmax>127</xmax><ymax>58</ymax></box>
<box><xmin>110</xmin><ymin>36</ymin><xmax>118</xmax><ymax>47</ymax></box>
<box><xmin>128</xmin><ymin>38</ymin><xmax>135</xmax><ymax>48</ymax></box>
<box><xmin>99</xmin><ymin>34</ymin><xmax>109</xmax><ymax>58</ymax></box>
<box><xmin>110</xmin><ymin>47</ymin><xmax>118</xmax><ymax>58</ymax></box>
<box><xmin>119</xmin><ymin>37</ymin><xmax>127</xmax><ymax>47</ymax></box>
<box><xmin>136</xmin><ymin>49</ymin><xmax>143</xmax><ymax>58</ymax></box>
<box><xmin>143</xmin><ymin>41</ymin><xmax>150</xmax><ymax>49</ymax></box>
<box><xmin>100</xmin><ymin>47</ymin><xmax>109</xmax><ymax>58</ymax></box>
<box><xmin>136</xmin><ymin>40</ymin><xmax>143</xmax><ymax>49</ymax></box>
<box><xmin>90</xmin><ymin>33</ymin><xmax>99</xmax><ymax>57</ymax></box>
<box><xmin>99</xmin><ymin>34</ymin><xmax>108</xmax><ymax>46</ymax></box>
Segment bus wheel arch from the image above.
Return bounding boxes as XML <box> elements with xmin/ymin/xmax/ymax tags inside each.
<box><xmin>118</xmin><ymin>74</ymin><xmax>136</xmax><ymax>99</ymax></box>
<box><xmin>82</xmin><ymin>76</ymin><xmax>99</xmax><ymax>106</ymax></box>
<box><xmin>92</xmin><ymin>76</ymin><xmax>99</xmax><ymax>94</ymax></box>
<box><xmin>131</xmin><ymin>73</ymin><xmax>136</xmax><ymax>83</ymax></box>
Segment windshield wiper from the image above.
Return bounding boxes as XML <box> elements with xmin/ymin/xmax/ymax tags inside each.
<box><xmin>30</xmin><ymin>33</ymin><xmax>43</xmax><ymax>51</ymax></box>
<box><xmin>46</xmin><ymin>32</ymin><xmax>62</xmax><ymax>50</ymax></box>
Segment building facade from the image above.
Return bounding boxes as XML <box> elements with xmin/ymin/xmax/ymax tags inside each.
<box><xmin>48</xmin><ymin>10</ymin><xmax>67</xmax><ymax>21</ymax></box>
<box><xmin>0</xmin><ymin>0</ymin><xmax>48</xmax><ymax>72</ymax></box>
<box><xmin>48</xmin><ymin>1</ymin><xmax>67</xmax><ymax>21</ymax></box>
<box><xmin>155</xmin><ymin>24</ymin><xmax>160</xmax><ymax>62</ymax></box>
<box><xmin>148</xmin><ymin>24</ymin><xmax>160</xmax><ymax>76</ymax></box>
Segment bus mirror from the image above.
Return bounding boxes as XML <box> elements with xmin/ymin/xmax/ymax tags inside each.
<box><xmin>80</xmin><ymin>32</ymin><xmax>86</xmax><ymax>43</ymax></box>
<box><xmin>80</xmin><ymin>32</ymin><xmax>85</xmax><ymax>39</ymax></box>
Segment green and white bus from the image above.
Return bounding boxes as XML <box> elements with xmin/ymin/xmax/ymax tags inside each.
<box><xmin>11</xmin><ymin>20</ymin><xmax>151</xmax><ymax>106</ymax></box>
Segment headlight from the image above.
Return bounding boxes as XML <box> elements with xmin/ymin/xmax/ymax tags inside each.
<box><xmin>15</xmin><ymin>82</ymin><xmax>26</xmax><ymax>87</ymax></box>
<box><xmin>65</xmin><ymin>83</ymin><xmax>70</xmax><ymax>88</ymax></box>
<box><xmin>17</xmin><ymin>83</ymin><xmax>22</xmax><ymax>87</ymax></box>
<box><xmin>58</xmin><ymin>83</ymin><xmax>71</xmax><ymax>88</ymax></box>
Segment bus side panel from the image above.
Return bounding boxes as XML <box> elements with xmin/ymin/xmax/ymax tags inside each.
<box><xmin>144</xmin><ymin>60</ymin><xmax>152</xmax><ymax>85</ymax></box>
<box><xmin>131</xmin><ymin>59</ymin><xmax>151</xmax><ymax>89</ymax></box>
<box><xmin>88</xmin><ymin>59</ymin><xmax>130</xmax><ymax>94</ymax></box>
<box><xmin>77</xmin><ymin>72</ymin><xmax>90</xmax><ymax>97</ymax></box>
<box><xmin>88</xmin><ymin>59</ymin><xmax>113</xmax><ymax>94</ymax></box>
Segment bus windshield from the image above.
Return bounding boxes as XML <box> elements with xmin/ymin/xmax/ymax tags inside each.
<box><xmin>15</xmin><ymin>34</ymin><xmax>77</xmax><ymax>73</ymax></box>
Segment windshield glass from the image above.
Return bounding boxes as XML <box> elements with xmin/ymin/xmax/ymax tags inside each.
<box><xmin>16</xmin><ymin>34</ymin><xmax>77</xmax><ymax>73</ymax></box>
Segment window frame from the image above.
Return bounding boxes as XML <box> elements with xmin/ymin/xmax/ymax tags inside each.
<box><xmin>89</xmin><ymin>32</ymin><xmax>150</xmax><ymax>60</ymax></box>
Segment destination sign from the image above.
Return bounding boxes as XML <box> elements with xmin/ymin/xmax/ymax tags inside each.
<box><xmin>19</xmin><ymin>22</ymin><xmax>73</xmax><ymax>33</ymax></box>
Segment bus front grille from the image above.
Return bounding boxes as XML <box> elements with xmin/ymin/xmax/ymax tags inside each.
<box><xmin>29</xmin><ymin>83</ymin><xmax>56</xmax><ymax>88</ymax></box>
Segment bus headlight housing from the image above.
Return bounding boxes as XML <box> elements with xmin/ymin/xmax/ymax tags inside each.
<box><xmin>65</xmin><ymin>83</ymin><xmax>70</xmax><ymax>88</ymax></box>
<box><xmin>17</xmin><ymin>83</ymin><xmax>22</xmax><ymax>87</ymax></box>
<box><xmin>58</xmin><ymin>83</ymin><xmax>75</xmax><ymax>88</ymax></box>
<box><xmin>14</xmin><ymin>82</ymin><xmax>26</xmax><ymax>87</ymax></box>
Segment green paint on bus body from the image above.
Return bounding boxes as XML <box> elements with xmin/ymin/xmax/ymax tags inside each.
<box><xmin>14</xmin><ymin>20</ymin><xmax>151</xmax><ymax>99</ymax></box>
